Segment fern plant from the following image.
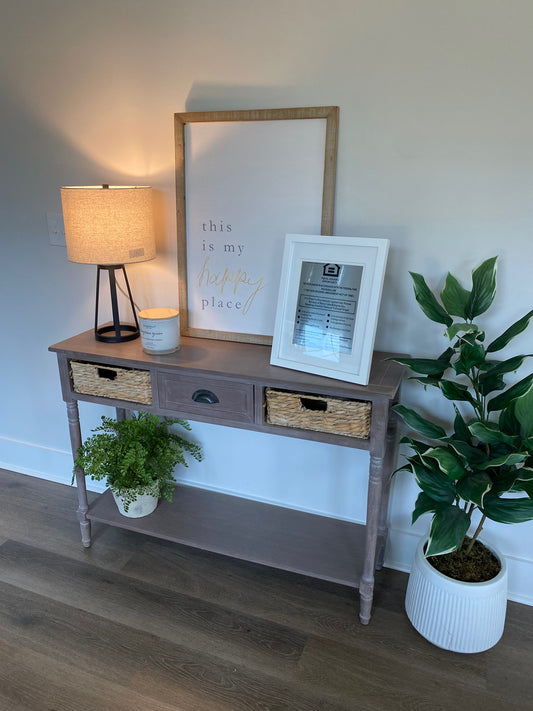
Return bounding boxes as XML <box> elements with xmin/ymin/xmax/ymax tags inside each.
<box><xmin>74</xmin><ymin>412</ymin><xmax>202</xmax><ymax>512</ymax></box>
<box><xmin>391</xmin><ymin>257</ymin><xmax>533</xmax><ymax>557</ymax></box>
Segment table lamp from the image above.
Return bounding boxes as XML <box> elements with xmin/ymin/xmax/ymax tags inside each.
<box><xmin>61</xmin><ymin>185</ymin><xmax>156</xmax><ymax>343</ymax></box>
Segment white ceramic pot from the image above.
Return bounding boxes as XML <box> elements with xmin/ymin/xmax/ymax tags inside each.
<box><xmin>112</xmin><ymin>489</ymin><xmax>159</xmax><ymax>518</ymax></box>
<box><xmin>405</xmin><ymin>537</ymin><xmax>508</xmax><ymax>653</ymax></box>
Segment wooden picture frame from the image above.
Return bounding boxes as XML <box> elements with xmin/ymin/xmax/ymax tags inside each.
<box><xmin>270</xmin><ymin>234</ymin><xmax>390</xmax><ymax>385</ymax></box>
<box><xmin>174</xmin><ymin>106</ymin><xmax>339</xmax><ymax>344</ymax></box>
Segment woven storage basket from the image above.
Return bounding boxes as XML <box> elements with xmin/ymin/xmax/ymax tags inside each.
<box><xmin>266</xmin><ymin>388</ymin><xmax>371</xmax><ymax>439</ymax></box>
<box><xmin>70</xmin><ymin>361</ymin><xmax>152</xmax><ymax>405</ymax></box>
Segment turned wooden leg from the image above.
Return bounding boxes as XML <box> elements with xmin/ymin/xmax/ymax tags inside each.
<box><xmin>375</xmin><ymin>407</ymin><xmax>398</xmax><ymax>570</ymax></box>
<box><xmin>359</xmin><ymin>451</ymin><xmax>384</xmax><ymax>624</ymax></box>
<box><xmin>66</xmin><ymin>401</ymin><xmax>91</xmax><ymax>547</ymax></box>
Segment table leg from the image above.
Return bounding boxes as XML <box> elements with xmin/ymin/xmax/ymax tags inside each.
<box><xmin>375</xmin><ymin>407</ymin><xmax>398</xmax><ymax>570</ymax></box>
<box><xmin>359</xmin><ymin>450</ymin><xmax>384</xmax><ymax>624</ymax></box>
<box><xmin>66</xmin><ymin>401</ymin><xmax>91</xmax><ymax>547</ymax></box>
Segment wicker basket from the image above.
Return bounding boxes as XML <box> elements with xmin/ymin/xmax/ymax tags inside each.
<box><xmin>70</xmin><ymin>360</ymin><xmax>152</xmax><ymax>405</ymax></box>
<box><xmin>265</xmin><ymin>388</ymin><xmax>371</xmax><ymax>439</ymax></box>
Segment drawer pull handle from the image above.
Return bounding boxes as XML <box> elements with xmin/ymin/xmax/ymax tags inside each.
<box><xmin>300</xmin><ymin>397</ymin><xmax>327</xmax><ymax>412</ymax></box>
<box><xmin>192</xmin><ymin>389</ymin><xmax>219</xmax><ymax>404</ymax></box>
<box><xmin>97</xmin><ymin>367</ymin><xmax>117</xmax><ymax>381</ymax></box>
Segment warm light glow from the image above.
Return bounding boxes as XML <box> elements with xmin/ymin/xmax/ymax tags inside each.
<box><xmin>60</xmin><ymin>185</ymin><xmax>156</xmax><ymax>265</ymax></box>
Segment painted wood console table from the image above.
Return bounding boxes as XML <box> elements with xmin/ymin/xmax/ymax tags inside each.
<box><xmin>50</xmin><ymin>330</ymin><xmax>405</xmax><ymax>624</ymax></box>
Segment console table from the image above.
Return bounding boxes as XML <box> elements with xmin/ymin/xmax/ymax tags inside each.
<box><xmin>49</xmin><ymin>330</ymin><xmax>405</xmax><ymax>624</ymax></box>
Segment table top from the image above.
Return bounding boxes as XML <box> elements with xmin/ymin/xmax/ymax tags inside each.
<box><xmin>50</xmin><ymin>330</ymin><xmax>406</xmax><ymax>401</ymax></box>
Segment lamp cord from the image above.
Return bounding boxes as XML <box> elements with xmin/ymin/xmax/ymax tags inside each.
<box><xmin>116</xmin><ymin>279</ymin><xmax>142</xmax><ymax>313</ymax></box>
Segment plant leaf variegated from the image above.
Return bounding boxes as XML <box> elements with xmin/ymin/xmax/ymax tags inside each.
<box><xmin>391</xmin><ymin>258</ymin><xmax>533</xmax><ymax>557</ymax></box>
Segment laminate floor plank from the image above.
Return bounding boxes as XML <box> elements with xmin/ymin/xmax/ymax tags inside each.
<box><xmin>0</xmin><ymin>638</ymin><xmax>187</xmax><ymax>711</ymax></box>
<box><xmin>0</xmin><ymin>578</ymin><xmax>347</xmax><ymax>711</ymax></box>
<box><xmin>0</xmin><ymin>469</ymin><xmax>135</xmax><ymax>573</ymax></box>
<box><xmin>295</xmin><ymin>634</ymin><xmax>530</xmax><ymax>711</ymax></box>
<box><xmin>1</xmin><ymin>471</ymin><xmax>532</xmax><ymax>711</ymax></box>
<box><xmin>0</xmin><ymin>539</ymin><xmax>307</xmax><ymax>673</ymax></box>
<box><xmin>119</xmin><ymin>539</ymin><xmax>490</xmax><ymax>691</ymax></box>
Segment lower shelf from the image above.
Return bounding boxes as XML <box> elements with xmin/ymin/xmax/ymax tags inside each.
<box><xmin>88</xmin><ymin>485</ymin><xmax>366</xmax><ymax>588</ymax></box>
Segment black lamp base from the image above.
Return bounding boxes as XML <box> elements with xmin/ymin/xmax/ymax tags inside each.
<box><xmin>94</xmin><ymin>265</ymin><xmax>140</xmax><ymax>343</ymax></box>
<box><xmin>95</xmin><ymin>323</ymin><xmax>139</xmax><ymax>343</ymax></box>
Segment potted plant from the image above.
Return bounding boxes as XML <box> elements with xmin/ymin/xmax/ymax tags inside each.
<box><xmin>74</xmin><ymin>412</ymin><xmax>202</xmax><ymax>518</ymax></box>
<box><xmin>391</xmin><ymin>256</ymin><xmax>533</xmax><ymax>652</ymax></box>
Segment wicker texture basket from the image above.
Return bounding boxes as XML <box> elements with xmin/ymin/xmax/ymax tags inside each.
<box><xmin>70</xmin><ymin>361</ymin><xmax>152</xmax><ymax>405</ymax></box>
<box><xmin>266</xmin><ymin>388</ymin><xmax>371</xmax><ymax>439</ymax></box>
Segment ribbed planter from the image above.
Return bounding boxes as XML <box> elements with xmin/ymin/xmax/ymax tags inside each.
<box><xmin>112</xmin><ymin>489</ymin><xmax>159</xmax><ymax>518</ymax></box>
<box><xmin>405</xmin><ymin>537</ymin><xmax>508</xmax><ymax>653</ymax></box>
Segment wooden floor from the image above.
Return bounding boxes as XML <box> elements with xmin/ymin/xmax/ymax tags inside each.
<box><xmin>0</xmin><ymin>469</ymin><xmax>531</xmax><ymax>711</ymax></box>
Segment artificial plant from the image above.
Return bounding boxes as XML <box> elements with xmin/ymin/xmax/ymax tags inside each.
<box><xmin>391</xmin><ymin>256</ymin><xmax>533</xmax><ymax>557</ymax></box>
<box><xmin>74</xmin><ymin>412</ymin><xmax>202</xmax><ymax>512</ymax></box>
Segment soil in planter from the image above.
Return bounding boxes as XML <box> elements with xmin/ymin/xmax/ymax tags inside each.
<box><xmin>427</xmin><ymin>538</ymin><xmax>501</xmax><ymax>583</ymax></box>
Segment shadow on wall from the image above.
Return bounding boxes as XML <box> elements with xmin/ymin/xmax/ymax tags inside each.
<box><xmin>184</xmin><ymin>82</ymin><xmax>308</xmax><ymax>114</ymax></box>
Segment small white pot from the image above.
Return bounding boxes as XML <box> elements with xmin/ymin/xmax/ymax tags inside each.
<box><xmin>405</xmin><ymin>537</ymin><xmax>508</xmax><ymax>653</ymax></box>
<box><xmin>112</xmin><ymin>489</ymin><xmax>159</xmax><ymax>518</ymax></box>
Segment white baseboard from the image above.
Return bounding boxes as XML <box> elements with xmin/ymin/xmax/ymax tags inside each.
<box><xmin>0</xmin><ymin>436</ymin><xmax>73</xmax><ymax>486</ymax></box>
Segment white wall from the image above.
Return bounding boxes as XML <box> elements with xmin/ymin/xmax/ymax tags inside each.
<box><xmin>1</xmin><ymin>0</ymin><xmax>532</xmax><ymax>604</ymax></box>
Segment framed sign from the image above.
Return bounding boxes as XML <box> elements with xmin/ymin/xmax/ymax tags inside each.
<box><xmin>270</xmin><ymin>234</ymin><xmax>390</xmax><ymax>385</ymax></box>
<box><xmin>174</xmin><ymin>107</ymin><xmax>339</xmax><ymax>343</ymax></box>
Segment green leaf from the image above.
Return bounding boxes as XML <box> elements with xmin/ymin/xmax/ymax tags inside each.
<box><xmin>516</xmin><ymin>466</ymin><xmax>533</xmax><ymax>482</ymax></box>
<box><xmin>483</xmin><ymin>355</ymin><xmax>530</xmax><ymax>378</ymax></box>
<box><xmin>456</xmin><ymin>472</ymin><xmax>493</xmax><ymax>507</ymax></box>
<box><xmin>445</xmin><ymin>439</ymin><xmax>489</xmax><ymax>468</ymax></box>
<box><xmin>439</xmin><ymin>380</ymin><xmax>476</xmax><ymax>406</ymax></box>
<box><xmin>411</xmin><ymin>460</ymin><xmax>457</xmax><ymax>503</ymax></box>
<box><xmin>477</xmin><ymin>452</ymin><xmax>528</xmax><ymax>470</ymax></box>
<box><xmin>488</xmin><ymin>374</ymin><xmax>533</xmax><ymax>412</ymax></box>
<box><xmin>410</xmin><ymin>272</ymin><xmax>453</xmax><ymax>327</ymax></box>
<box><xmin>514</xmin><ymin>383</ymin><xmax>533</xmax><ymax>439</ymax></box>
<box><xmin>478</xmin><ymin>371</ymin><xmax>506</xmax><ymax>397</ymax></box>
<box><xmin>516</xmin><ymin>480</ymin><xmax>533</xmax><ymax>497</ymax></box>
<box><xmin>445</xmin><ymin>322</ymin><xmax>479</xmax><ymax>341</ymax></box>
<box><xmin>393</xmin><ymin>404</ymin><xmax>447</xmax><ymax>439</ymax></box>
<box><xmin>479</xmin><ymin>356</ymin><xmax>531</xmax><ymax>397</ymax></box>
<box><xmin>425</xmin><ymin>505</ymin><xmax>471</xmax><ymax>556</ymax></box>
<box><xmin>499</xmin><ymin>403</ymin><xmax>521</xmax><ymax>437</ymax></box>
<box><xmin>481</xmin><ymin>494</ymin><xmax>533</xmax><ymax>524</ymax></box>
<box><xmin>452</xmin><ymin>407</ymin><xmax>472</xmax><ymax>443</ymax></box>
<box><xmin>391</xmin><ymin>355</ymin><xmax>451</xmax><ymax>376</ymax></box>
<box><xmin>440</xmin><ymin>273</ymin><xmax>471</xmax><ymax>318</ymax></box>
<box><xmin>423</xmin><ymin>446</ymin><xmax>467</xmax><ymax>480</ymax></box>
<box><xmin>468</xmin><ymin>421</ymin><xmax>517</xmax><ymax>446</ymax></box>
<box><xmin>412</xmin><ymin>491</ymin><xmax>443</xmax><ymax>524</ymax></box>
<box><xmin>399</xmin><ymin>437</ymin><xmax>431</xmax><ymax>455</ymax></box>
<box><xmin>453</xmin><ymin>342</ymin><xmax>486</xmax><ymax>375</ymax></box>
<box><xmin>489</xmin><ymin>470</ymin><xmax>521</xmax><ymax>497</ymax></box>
<box><xmin>465</xmin><ymin>256</ymin><xmax>497</xmax><ymax>319</ymax></box>
<box><xmin>487</xmin><ymin>309</ymin><xmax>533</xmax><ymax>353</ymax></box>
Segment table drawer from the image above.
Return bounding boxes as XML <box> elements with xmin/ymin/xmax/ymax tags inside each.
<box><xmin>157</xmin><ymin>372</ymin><xmax>254</xmax><ymax>423</ymax></box>
<box><xmin>265</xmin><ymin>388</ymin><xmax>371</xmax><ymax>439</ymax></box>
<box><xmin>70</xmin><ymin>360</ymin><xmax>152</xmax><ymax>405</ymax></box>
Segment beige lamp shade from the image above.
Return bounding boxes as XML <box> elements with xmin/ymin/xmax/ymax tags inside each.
<box><xmin>60</xmin><ymin>185</ymin><xmax>156</xmax><ymax>265</ymax></box>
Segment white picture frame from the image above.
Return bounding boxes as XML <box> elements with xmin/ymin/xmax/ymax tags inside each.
<box><xmin>174</xmin><ymin>107</ymin><xmax>339</xmax><ymax>344</ymax></box>
<box><xmin>270</xmin><ymin>234</ymin><xmax>390</xmax><ymax>385</ymax></box>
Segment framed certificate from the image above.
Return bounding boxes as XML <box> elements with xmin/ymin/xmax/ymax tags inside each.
<box><xmin>270</xmin><ymin>234</ymin><xmax>390</xmax><ymax>385</ymax></box>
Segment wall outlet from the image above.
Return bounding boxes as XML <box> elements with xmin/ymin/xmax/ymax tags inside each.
<box><xmin>47</xmin><ymin>212</ymin><xmax>66</xmax><ymax>246</ymax></box>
